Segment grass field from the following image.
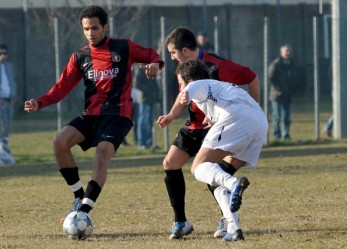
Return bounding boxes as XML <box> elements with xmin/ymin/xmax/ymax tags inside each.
<box><xmin>1</xmin><ymin>96</ymin><xmax>347</xmax><ymax>248</ymax></box>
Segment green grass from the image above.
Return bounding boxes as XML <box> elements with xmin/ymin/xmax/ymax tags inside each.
<box><xmin>1</xmin><ymin>95</ymin><xmax>347</xmax><ymax>248</ymax></box>
<box><xmin>1</xmin><ymin>142</ymin><xmax>347</xmax><ymax>248</ymax></box>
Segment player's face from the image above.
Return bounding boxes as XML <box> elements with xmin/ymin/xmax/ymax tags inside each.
<box><xmin>0</xmin><ymin>49</ymin><xmax>8</xmax><ymax>63</ymax></box>
<box><xmin>177</xmin><ymin>74</ymin><xmax>187</xmax><ymax>90</ymax></box>
<box><xmin>167</xmin><ymin>43</ymin><xmax>189</xmax><ymax>62</ymax></box>
<box><xmin>81</xmin><ymin>17</ymin><xmax>108</xmax><ymax>46</ymax></box>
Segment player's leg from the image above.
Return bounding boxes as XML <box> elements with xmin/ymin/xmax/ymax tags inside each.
<box><xmin>191</xmin><ymin>120</ymin><xmax>250</xmax><ymax>213</ymax></box>
<box><xmin>164</xmin><ymin>128</ymin><xmax>206</xmax><ymax>239</ymax></box>
<box><xmin>210</xmin><ymin>158</ymin><xmax>239</xmax><ymax>238</ymax></box>
<box><xmin>78</xmin><ymin>140</ymin><xmax>115</xmax><ymax>213</ymax></box>
<box><xmin>164</xmin><ymin>145</ymin><xmax>192</xmax><ymax>239</ymax></box>
<box><xmin>54</xmin><ymin>122</ymin><xmax>86</xmax><ymax>223</ymax></box>
<box><xmin>192</xmin><ymin>157</ymin><xmax>249</xmax><ymax>213</ymax></box>
<box><xmin>214</xmin><ymin>186</ymin><xmax>244</xmax><ymax>241</ymax></box>
<box><xmin>78</xmin><ymin>116</ymin><xmax>132</xmax><ymax>214</ymax></box>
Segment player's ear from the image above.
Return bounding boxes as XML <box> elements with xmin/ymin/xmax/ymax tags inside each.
<box><xmin>182</xmin><ymin>47</ymin><xmax>189</xmax><ymax>55</ymax></box>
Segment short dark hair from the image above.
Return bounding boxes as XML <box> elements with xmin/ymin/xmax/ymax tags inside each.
<box><xmin>0</xmin><ymin>44</ymin><xmax>8</xmax><ymax>51</ymax></box>
<box><xmin>197</xmin><ymin>31</ymin><xmax>208</xmax><ymax>37</ymax></box>
<box><xmin>176</xmin><ymin>60</ymin><xmax>210</xmax><ymax>84</ymax></box>
<box><xmin>79</xmin><ymin>5</ymin><xmax>108</xmax><ymax>26</ymax></box>
<box><xmin>165</xmin><ymin>27</ymin><xmax>197</xmax><ymax>51</ymax></box>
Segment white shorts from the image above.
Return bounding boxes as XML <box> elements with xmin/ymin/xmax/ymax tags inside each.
<box><xmin>201</xmin><ymin>103</ymin><xmax>268</xmax><ymax>167</ymax></box>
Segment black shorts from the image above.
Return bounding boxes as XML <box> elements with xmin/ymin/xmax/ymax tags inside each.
<box><xmin>172</xmin><ymin>127</ymin><xmax>210</xmax><ymax>157</ymax></box>
<box><xmin>67</xmin><ymin>115</ymin><xmax>133</xmax><ymax>151</ymax></box>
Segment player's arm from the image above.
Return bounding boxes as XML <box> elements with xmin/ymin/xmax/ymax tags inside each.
<box><xmin>218</xmin><ymin>60</ymin><xmax>260</xmax><ymax>103</ymax></box>
<box><xmin>24</xmin><ymin>99</ymin><xmax>39</xmax><ymax>113</ymax></box>
<box><xmin>24</xmin><ymin>53</ymin><xmax>82</xmax><ymax>112</ymax></box>
<box><xmin>129</xmin><ymin>40</ymin><xmax>164</xmax><ymax>79</ymax></box>
<box><xmin>157</xmin><ymin>94</ymin><xmax>187</xmax><ymax>128</ymax></box>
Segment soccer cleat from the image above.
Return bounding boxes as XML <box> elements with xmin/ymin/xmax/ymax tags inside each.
<box><xmin>169</xmin><ymin>221</ymin><xmax>194</xmax><ymax>240</ymax></box>
<box><xmin>59</xmin><ymin>198</ymin><xmax>82</xmax><ymax>224</ymax></box>
<box><xmin>230</xmin><ymin>177</ymin><xmax>250</xmax><ymax>213</ymax></box>
<box><xmin>221</xmin><ymin>229</ymin><xmax>244</xmax><ymax>242</ymax></box>
<box><xmin>213</xmin><ymin>217</ymin><xmax>228</xmax><ymax>238</ymax></box>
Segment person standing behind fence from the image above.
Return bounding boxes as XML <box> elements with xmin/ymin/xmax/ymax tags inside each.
<box><xmin>134</xmin><ymin>65</ymin><xmax>160</xmax><ymax>150</ymax></box>
<box><xmin>269</xmin><ymin>44</ymin><xmax>296</xmax><ymax>140</ymax></box>
<box><xmin>0</xmin><ymin>44</ymin><xmax>16</xmax><ymax>165</ymax></box>
<box><xmin>196</xmin><ymin>31</ymin><xmax>214</xmax><ymax>53</ymax></box>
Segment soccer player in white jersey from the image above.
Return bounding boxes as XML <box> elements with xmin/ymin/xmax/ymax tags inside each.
<box><xmin>176</xmin><ymin>60</ymin><xmax>268</xmax><ymax>242</ymax></box>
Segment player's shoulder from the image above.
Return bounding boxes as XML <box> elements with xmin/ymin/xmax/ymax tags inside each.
<box><xmin>203</xmin><ymin>52</ymin><xmax>227</xmax><ymax>64</ymax></box>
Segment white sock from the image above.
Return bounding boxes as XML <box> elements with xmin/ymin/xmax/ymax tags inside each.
<box><xmin>214</xmin><ymin>186</ymin><xmax>241</xmax><ymax>233</ymax></box>
<box><xmin>193</xmin><ymin>162</ymin><xmax>237</xmax><ymax>189</ymax></box>
<box><xmin>69</xmin><ymin>180</ymin><xmax>82</xmax><ymax>193</ymax></box>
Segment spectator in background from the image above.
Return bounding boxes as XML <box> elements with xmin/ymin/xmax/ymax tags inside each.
<box><xmin>0</xmin><ymin>44</ymin><xmax>16</xmax><ymax>165</ymax></box>
<box><xmin>131</xmin><ymin>85</ymin><xmax>140</xmax><ymax>144</ymax></box>
<box><xmin>268</xmin><ymin>44</ymin><xmax>296</xmax><ymax>140</ymax></box>
<box><xmin>134</xmin><ymin>65</ymin><xmax>160</xmax><ymax>150</ymax></box>
<box><xmin>324</xmin><ymin>115</ymin><xmax>333</xmax><ymax>137</ymax></box>
<box><xmin>196</xmin><ymin>31</ymin><xmax>214</xmax><ymax>53</ymax></box>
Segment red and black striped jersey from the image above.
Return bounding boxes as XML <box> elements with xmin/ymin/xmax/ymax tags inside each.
<box><xmin>186</xmin><ymin>51</ymin><xmax>257</xmax><ymax>129</ymax></box>
<box><xmin>37</xmin><ymin>37</ymin><xmax>164</xmax><ymax>120</ymax></box>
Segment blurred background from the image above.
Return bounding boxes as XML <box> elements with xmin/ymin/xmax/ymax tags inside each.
<box><xmin>0</xmin><ymin>0</ymin><xmax>345</xmax><ymax>163</ymax></box>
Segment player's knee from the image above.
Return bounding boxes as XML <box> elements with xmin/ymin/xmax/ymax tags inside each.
<box><xmin>163</xmin><ymin>157</ymin><xmax>182</xmax><ymax>170</ymax></box>
<box><xmin>52</xmin><ymin>133</ymin><xmax>65</xmax><ymax>150</ymax></box>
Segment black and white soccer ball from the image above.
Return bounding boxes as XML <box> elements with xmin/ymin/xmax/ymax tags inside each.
<box><xmin>63</xmin><ymin>211</ymin><xmax>93</xmax><ymax>240</ymax></box>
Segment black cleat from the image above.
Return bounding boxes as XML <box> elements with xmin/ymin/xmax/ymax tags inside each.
<box><xmin>221</xmin><ymin>229</ymin><xmax>245</xmax><ymax>242</ymax></box>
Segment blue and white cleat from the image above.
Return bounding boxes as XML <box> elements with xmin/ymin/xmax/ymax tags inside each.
<box><xmin>230</xmin><ymin>177</ymin><xmax>250</xmax><ymax>213</ymax></box>
<box><xmin>213</xmin><ymin>217</ymin><xmax>228</xmax><ymax>238</ymax></box>
<box><xmin>169</xmin><ymin>221</ymin><xmax>194</xmax><ymax>239</ymax></box>
<box><xmin>60</xmin><ymin>198</ymin><xmax>82</xmax><ymax>224</ymax></box>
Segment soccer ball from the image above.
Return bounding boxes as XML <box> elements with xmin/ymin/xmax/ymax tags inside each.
<box><xmin>63</xmin><ymin>211</ymin><xmax>93</xmax><ymax>240</ymax></box>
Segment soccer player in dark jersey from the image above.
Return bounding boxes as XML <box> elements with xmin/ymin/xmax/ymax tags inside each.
<box><xmin>24</xmin><ymin>5</ymin><xmax>164</xmax><ymax>224</ymax></box>
<box><xmin>156</xmin><ymin>27</ymin><xmax>260</xmax><ymax>240</ymax></box>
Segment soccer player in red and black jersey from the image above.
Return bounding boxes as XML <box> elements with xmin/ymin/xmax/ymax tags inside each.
<box><xmin>157</xmin><ymin>27</ymin><xmax>260</xmax><ymax>240</ymax></box>
<box><xmin>24</xmin><ymin>6</ymin><xmax>164</xmax><ymax>223</ymax></box>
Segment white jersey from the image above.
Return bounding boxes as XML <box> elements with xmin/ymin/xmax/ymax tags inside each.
<box><xmin>182</xmin><ymin>79</ymin><xmax>261</xmax><ymax>123</ymax></box>
<box><xmin>182</xmin><ymin>79</ymin><xmax>268</xmax><ymax>167</ymax></box>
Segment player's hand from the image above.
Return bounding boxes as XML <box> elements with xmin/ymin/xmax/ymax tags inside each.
<box><xmin>24</xmin><ymin>99</ymin><xmax>39</xmax><ymax>113</ymax></box>
<box><xmin>157</xmin><ymin>113</ymin><xmax>173</xmax><ymax>128</ymax></box>
<box><xmin>179</xmin><ymin>91</ymin><xmax>190</xmax><ymax>105</ymax></box>
<box><xmin>139</xmin><ymin>63</ymin><xmax>160</xmax><ymax>79</ymax></box>
<box><xmin>202</xmin><ymin>116</ymin><xmax>213</xmax><ymax>129</ymax></box>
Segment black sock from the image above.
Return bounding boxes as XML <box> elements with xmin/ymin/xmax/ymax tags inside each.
<box><xmin>165</xmin><ymin>169</ymin><xmax>186</xmax><ymax>222</ymax></box>
<box><xmin>207</xmin><ymin>160</ymin><xmax>238</xmax><ymax>215</ymax></box>
<box><xmin>74</xmin><ymin>188</ymin><xmax>85</xmax><ymax>200</ymax></box>
<box><xmin>218</xmin><ymin>160</ymin><xmax>237</xmax><ymax>175</ymax></box>
<box><xmin>59</xmin><ymin>167</ymin><xmax>84</xmax><ymax>199</ymax></box>
<box><xmin>78</xmin><ymin>180</ymin><xmax>101</xmax><ymax>213</ymax></box>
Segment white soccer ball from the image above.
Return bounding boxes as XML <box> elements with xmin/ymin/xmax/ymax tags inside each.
<box><xmin>63</xmin><ymin>211</ymin><xmax>93</xmax><ymax>240</ymax></box>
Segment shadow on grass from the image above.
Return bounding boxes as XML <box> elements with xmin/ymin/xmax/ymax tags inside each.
<box><xmin>261</xmin><ymin>140</ymin><xmax>347</xmax><ymax>159</ymax></box>
<box><xmin>246</xmin><ymin>228</ymin><xmax>347</xmax><ymax>237</ymax></box>
<box><xmin>0</xmin><ymin>156</ymin><xmax>165</xmax><ymax>179</ymax></box>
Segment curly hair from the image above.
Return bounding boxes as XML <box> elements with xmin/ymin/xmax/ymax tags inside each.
<box><xmin>175</xmin><ymin>60</ymin><xmax>210</xmax><ymax>84</ymax></box>
<box><xmin>79</xmin><ymin>5</ymin><xmax>108</xmax><ymax>26</ymax></box>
